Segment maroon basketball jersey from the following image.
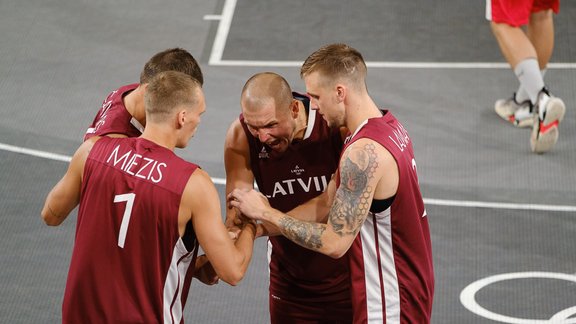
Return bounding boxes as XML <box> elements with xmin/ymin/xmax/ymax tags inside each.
<box><xmin>241</xmin><ymin>95</ymin><xmax>350</xmax><ymax>304</ymax></box>
<box><xmin>63</xmin><ymin>137</ymin><xmax>200</xmax><ymax>324</ymax></box>
<box><xmin>84</xmin><ymin>84</ymin><xmax>144</xmax><ymax>141</ymax></box>
<box><xmin>343</xmin><ymin>111</ymin><xmax>434</xmax><ymax>323</ymax></box>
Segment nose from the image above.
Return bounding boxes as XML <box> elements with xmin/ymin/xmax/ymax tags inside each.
<box><xmin>256</xmin><ymin>130</ymin><xmax>271</xmax><ymax>143</ymax></box>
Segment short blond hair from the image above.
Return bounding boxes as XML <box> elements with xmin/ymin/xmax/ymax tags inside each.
<box><xmin>300</xmin><ymin>43</ymin><xmax>367</xmax><ymax>89</ymax></box>
<box><xmin>144</xmin><ymin>71</ymin><xmax>201</xmax><ymax>123</ymax></box>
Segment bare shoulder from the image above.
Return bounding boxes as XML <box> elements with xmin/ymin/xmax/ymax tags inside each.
<box><xmin>341</xmin><ymin>138</ymin><xmax>398</xmax><ymax>199</ymax></box>
<box><xmin>75</xmin><ymin>136</ymin><xmax>101</xmax><ymax>162</ymax></box>
<box><xmin>224</xmin><ymin>118</ymin><xmax>251</xmax><ymax>172</ymax></box>
<box><xmin>341</xmin><ymin>137</ymin><xmax>391</xmax><ymax>167</ymax></box>
<box><xmin>182</xmin><ymin>168</ymin><xmax>219</xmax><ymax>210</ymax></box>
<box><xmin>340</xmin><ymin>138</ymin><xmax>396</xmax><ymax>183</ymax></box>
<box><xmin>186</xmin><ymin>168</ymin><xmax>215</xmax><ymax>189</ymax></box>
<box><xmin>224</xmin><ymin>118</ymin><xmax>248</xmax><ymax>149</ymax></box>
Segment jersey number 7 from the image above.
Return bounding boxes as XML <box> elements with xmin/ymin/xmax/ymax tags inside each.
<box><xmin>114</xmin><ymin>193</ymin><xmax>136</xmax><ymax>248</ymax></box>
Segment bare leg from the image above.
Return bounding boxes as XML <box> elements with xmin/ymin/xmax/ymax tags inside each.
<box><xmin>490</xmin><ymin>22</ymin><xmax>537</xmax><ymax>69</ymax></box>
<box><xmin>527</xmin><ymin>9</ymin><xmax>554</xmax><ymax>70</ymax></box>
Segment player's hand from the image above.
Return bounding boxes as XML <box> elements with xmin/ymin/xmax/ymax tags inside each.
<box><xmin>193</xmin><ymin>255</ymin><xmax>219</xmax><ymax>285</ymax></box>
<box><xmin>227</xmin><ymin>189</ymin><xmax>271</xmax><ymax>222</ymax></box>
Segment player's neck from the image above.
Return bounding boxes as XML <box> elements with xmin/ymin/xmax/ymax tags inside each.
<box><xmin>346</xmin><ymin>95</ymin><xmax>381</xmax><ymax>134</ymax></box>
<box><xmin>140</xmin><ymin>124</ymin><xmax>177</xmax><ymax>151</ymax></box>
<box><xmin>124</xmin><ymin>86</ymin><xmax>147</xmax><ymax>127</ymax></box>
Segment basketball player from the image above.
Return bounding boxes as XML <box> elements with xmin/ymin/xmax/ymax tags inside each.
<box><xmin>224</xmin><ymin>72</ymin><xmax>352</xmax><ymax>323</ymax></box>
<box><xmin>229</xmin><ymin>44</ymin><xmax>435</xmax><ymax>323</ymax></box>
<box><xmin>488</xmin><ymin>0</ymin><xmax>565</xmax><ymax>153</ymax></box>
<box><xmin>81</xmin><ymin>47</ymin><xmax>217</xmax><ymax>284</ymax></box>
<box><xmin>83</xmin><ymin>47</ymin><xmax>204</xmax><ymax>141</ymax></box>
<box><xmin>42</xmin><ymin>71</ymin><xmax>256</xmax><ymax>323</ymax></box>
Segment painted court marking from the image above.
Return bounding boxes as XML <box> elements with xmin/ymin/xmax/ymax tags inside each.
<box><xmin>206</xmin><ymin>0</ymin><xmax>576</xmax><ymax>69</ymax></box>
<box><xmin>460</xmin><ymin>272</ymin><xmax>576</xmax><ymax>323</ymax></box>
<box><xmin>2</xmin><ymin>142</ymin><xmax>576</xmax><ymax>213</ymax></box>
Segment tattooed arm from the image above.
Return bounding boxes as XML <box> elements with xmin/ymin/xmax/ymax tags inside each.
<box><xmin>229</xmin><ymin>138</ymin><xmax>398</xmax><ymax>258</ymax></box>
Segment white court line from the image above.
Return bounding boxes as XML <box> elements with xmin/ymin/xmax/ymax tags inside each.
<box><xmin>203</xmin><ymin>15</ymin><xmax>222</xmax><ymax>21</ymax></box>
<box><xmin>208</xmin><ymin>0</ymin><xmax>576</xmax><ymax>69</ymax></box>
<box><xmin>423</xmin><ymin>198</ymin><xmax>576</xmax><ymax>213</ymax></box>
<box><xmin>3</xmin><ymin>142</ymin><xmax>576</xmax><ymax>213</ymax></box>
<box><xmin>204</xmin><ymin>0</ymin><xmax>576</xmax><ymax>69</ymax></box>
<box><xmin>208</xmin><ymin>0</ymin><xmax>237</xmax><ymax>65</ymax></box>
<box><xmin>0</xmin><ymin>143</ymin><xmax>72</xmax><ymax>162</ymax></box>
<box><xmin>209</xmin><ymin>60</ymin><xmax>576</xmax><ymax>69</ymax></box>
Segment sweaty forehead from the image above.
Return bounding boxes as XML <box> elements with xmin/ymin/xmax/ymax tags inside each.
<box><xmin>242</xmin><ymin>104</ymin><xmax>281</xmax><ymax>127</ymax></box>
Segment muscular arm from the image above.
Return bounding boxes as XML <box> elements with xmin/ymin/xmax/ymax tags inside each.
<box><xmin>184</xmin><ymin>169</ymin><xmax>255</xmax><ymax>286</ymax></box>
<box><xmin>41</xmin><ymin>137</ymin><xmax>98</xmax><ymax>226</ymax></box>
<box><xmin>225</xmin><ymin>119</ymin><xmax>284</xmax><ymax>237</ymax></box>
<box><xmin>224</xmin><ymin>119</ymin><xmax>255</xmax><ymax>227</ymax></box>
<box><xmin>230</xmin><ymin>139</ymin><xmax>397</xmax><ymax>258</ymax></box>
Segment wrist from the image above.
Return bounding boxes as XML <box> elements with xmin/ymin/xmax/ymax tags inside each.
<box><xmin>242</xmin><ymin>222</ymin><xmax>257</xmax><ymax>237</ymax></box>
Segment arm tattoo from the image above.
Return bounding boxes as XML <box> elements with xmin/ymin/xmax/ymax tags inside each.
<box><xmin>329</xmin><ymin>143</ymin><xmax>378</xmax><ymax>236</ymax></box>
<box><xmin>279</xmin><ymin>216</ymin><xmax>326</xmax><ymax>251</ymax></box>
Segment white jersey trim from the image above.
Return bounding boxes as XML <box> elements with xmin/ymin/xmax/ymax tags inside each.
<box><xmin>361</xmin><ymin>208</ymin><xmax>400</xmax><ymax>323</ymax></box>
<box><xmin>267</xmin><ymin>239</ymin><xmax>272</xmax><ymax>276</ymax></box>
<box><xmin>163</xmin><ymin>238</ymin><xmax>194</xmax><ymax>324</ymax></box>
<box><xmin>130</xmin><ymin>117</ymin><xmax>145</xmax><ymax>134</ymax></box>
<box><xmin>303</xmin><ymin>107</ymin><xmax>316</xmax><ymax>140</ymax></box>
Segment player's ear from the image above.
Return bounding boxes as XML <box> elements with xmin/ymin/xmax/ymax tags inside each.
<box><xmin>176</xmin><ymin>109</ymin><xmax>187</xmax><ymax>128</ymax></box>
<box><xmin>290</xmin><ymin>99</ymin><xmax>300</xmax><ymax>118</ymax></box>
<box><xmin>336</xmin><ymin>85</ymin><xmax>346</xmax><ymax>103</ymax></box>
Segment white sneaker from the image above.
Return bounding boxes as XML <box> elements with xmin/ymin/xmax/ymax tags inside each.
<box><xmin>530</xmin><ymin>88</ymin><xmax>566</xmax><ymax>154</ymax></box>
<box><xmin>494</xmin><ymin>94</ymin><xmax>534</xmax><ymax>128</ymax></box>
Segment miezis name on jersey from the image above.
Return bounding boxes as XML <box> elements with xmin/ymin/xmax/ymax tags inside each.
<box><xmin>105</xmin><ymin>144</ymin><xmax>166</xmax><ymax>183</ymax></box>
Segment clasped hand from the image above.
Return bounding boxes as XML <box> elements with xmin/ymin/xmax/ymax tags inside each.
<box><xmin>227</xmin><ymin>189</ymin><xmax>271</xmax><ymax>222</ymax></box>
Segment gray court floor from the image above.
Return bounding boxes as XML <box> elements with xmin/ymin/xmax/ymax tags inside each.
<box><xmin>1</xmin><ymin>0</ymin><xmax>575</xmax><ymax>323</ymax></box>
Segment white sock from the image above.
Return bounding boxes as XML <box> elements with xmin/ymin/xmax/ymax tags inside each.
<box><xmin>515</xmin><ymin>69</ymin><xmax>546</xmax><ymax>103</ymax></box>
<box><xmin>514</xmin><ymin>59</ymin><xmax>544</xmax><ymax>104</ymax></box>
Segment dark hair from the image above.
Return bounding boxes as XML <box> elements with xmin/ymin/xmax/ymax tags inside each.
<box><xmin>140</xmin><ymin>48</ymin><xmax>204</xmax><ymax>86</ymax></box>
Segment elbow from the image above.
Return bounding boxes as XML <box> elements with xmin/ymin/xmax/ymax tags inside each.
<box><xmin>324</xmin><ymin>242</ymin><xmax>349</xmax><ymax>259</ymax></box>
<box><xmin>326</xmin><ymin>249</ymin><xmax>347</xmax><ymax>259</ymax></box>
<box><xmin>42</xmin><ymin>215</ymin><xmax>62</xmax><ymax>226</ymax></box>
<box><xmin>219</xmin><ymin>269</ymin><xmax>245</xmax><ymax>286</ymax></box>
<box><xmin>41</xmin><ymin>209</ymin><xmax>62</xmax><ymax>226</ymax></box>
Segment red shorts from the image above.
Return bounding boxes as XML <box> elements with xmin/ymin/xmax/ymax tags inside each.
<box><xmin>269</xmin><ymin>293</ymin><xmax>353</xmax><ymax>324</ymax></box>
<box><xmin>487</xmin><ymin>0</ymin><xmax>560</xmax><ymax>27</ymax></box>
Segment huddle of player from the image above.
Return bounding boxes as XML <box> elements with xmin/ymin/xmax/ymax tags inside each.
<box><xmin>42</xmin><ymin>45</ymin><xmax>433</xmax><ymax>324</ymax></box>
